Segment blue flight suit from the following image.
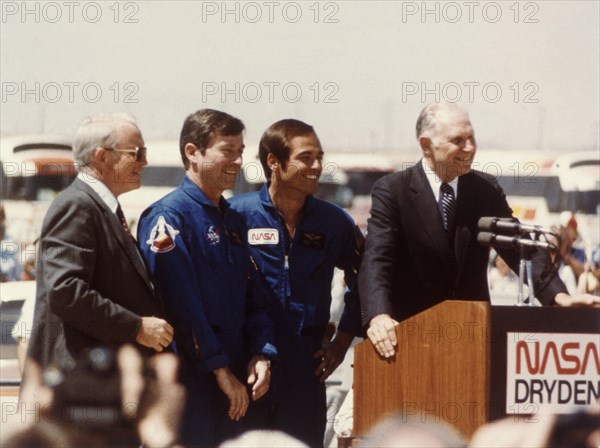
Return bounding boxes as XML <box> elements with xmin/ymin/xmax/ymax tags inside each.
<box><xmin>137</xmin><ymin>177</ymin><xmax>276</xmax><ymax>447</ymax></box>
<box><xmin>229</xmin><ymin>185</ymin><xmax>364</xmax><ymax>447</ymax></box>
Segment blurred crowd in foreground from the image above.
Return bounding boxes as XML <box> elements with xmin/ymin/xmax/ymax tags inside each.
<box><xmin>2</xmin><ymin>345</ymin><xmax>598</xmax><ymax>447</ymax></box>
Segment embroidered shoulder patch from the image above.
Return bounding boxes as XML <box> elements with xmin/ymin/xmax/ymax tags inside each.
<box><xmin>147</xmin><ymin>215</ymin><xmax>180</xmax><ymax>253</ymax></box>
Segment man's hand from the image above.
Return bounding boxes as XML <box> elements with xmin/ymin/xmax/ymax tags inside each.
<box><xmin>246</xmin><ymin>355</ymin><xmax>271</xmax><ymax>401</ymax></box>
<box><xmin>214</xmin><ymin>367</ymin><xmax>249</xmax><ymax>421</ymax></box>
<box><xmin>135</xmin><ymin>317</ymin><xmax>174</xmax><ymax>352</ymax></box>
<box><xmin>554</xmin><ymin>292</ymin><xmax>600</xmax><ymax>307</ymax></box>
<box><xmin>313</xmin><ymin>331</ymin><xmax>354</xmax><ymax>383</ymax></box>
<box><xmin>367</xmin><ymin>313</ymin><xmax>399</xmax><ymax>358</ymax></box>
<box><xmin>136</xmin><ymin>352</ymin><xmax>185</xmax><ymax>448</ymax></box>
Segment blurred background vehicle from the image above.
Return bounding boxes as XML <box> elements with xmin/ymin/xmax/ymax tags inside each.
<box><xmin>474</xmin><ymin>150</ymin><xmax>599</xmax><ymax>247</ymax></box>
<box><xmin>0</xmin><ymin>280</ymin><xmax>35</xmax><ymax>388</ymax></box>
<box><xmin>1</xmin><ymin>135</ymin><xmax>76</xmax><ymax>248</ymax></box>
<box><xmin>325</xmin><ymin>152</ymin><xmax>395</xmax><ymax>233</ymax></box>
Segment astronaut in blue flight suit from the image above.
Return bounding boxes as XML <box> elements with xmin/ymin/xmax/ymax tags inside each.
<box><xmin>137</xmin><ymin>109</ymin><xmax>276</xmax><ymax>447</ymax></box>
<box><xmin>229</xmin><ymin>119</ymin><xmax>364</xmax><ymax>447</ymax></box>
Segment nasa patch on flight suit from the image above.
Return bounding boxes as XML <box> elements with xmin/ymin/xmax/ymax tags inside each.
<box><xmin>299</xmin><ymin>231</ymin><xmax>325</xmax><ymax>249</ymax></box>
<box><xmin>206</xmin><ymin>225</ymin><xmax>221</xmax><ymax>245</ymax></box>
<box><xmin>248</xmin><ymin>228</ymin><xmax>279</xmax><ymax>245</ymax></box>
<box><xmin>147</xmin><ymin>215</ymin><xmax>180</xmax><ymax>253</ymax></box>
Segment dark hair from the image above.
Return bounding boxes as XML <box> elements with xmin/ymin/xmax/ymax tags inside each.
<box><xmin>259</xmin><ymin>119</ymin><xmax>316</xmax><ymax>179</ymax></box>
<box><xmin>179</xmin><ymin>109</ymin><xmax>245</xmax><ymax>169</ymax></box>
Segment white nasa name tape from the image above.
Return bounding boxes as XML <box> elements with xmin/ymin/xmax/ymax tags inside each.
<box><xmin>248</xmin><ymin>228</ymin><xmax>279</xmax><ymax>245</ymax></box>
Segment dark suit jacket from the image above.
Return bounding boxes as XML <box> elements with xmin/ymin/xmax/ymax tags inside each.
<box><xmin>359</xmin><ymin>161</ymin><xmax>567</xmax><ymax>324</ymax></box>
<box><xmin>28</xmin><ymin>178</ymin><xmax>165</xmax><ymax>370</ymax></box>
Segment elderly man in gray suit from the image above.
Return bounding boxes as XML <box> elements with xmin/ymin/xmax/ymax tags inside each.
<box><xmin>24</xmin><ymin>113</ymin><xmax>173</xmax><ymax>378</ymax></box>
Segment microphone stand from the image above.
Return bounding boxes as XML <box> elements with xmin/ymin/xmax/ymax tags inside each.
<box><xmin>516</xmin><ymin>244</ymin><xmax>536</xmax><ymax>306</ymax></box>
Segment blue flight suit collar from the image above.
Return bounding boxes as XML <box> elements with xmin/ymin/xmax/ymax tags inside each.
<box><xmin>180</xmin><ymin>175</ymin><xmax>231</xmax><ymax>212</ymax></box>
<box><xmin>258</xmin><ymin>183</ymin><xmax>315</xmax><ymax>217</ymax></box>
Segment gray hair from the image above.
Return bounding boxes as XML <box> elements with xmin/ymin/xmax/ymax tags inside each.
<box><xmin>415</xmin><ymin>102</ymin><xmax>469</xmax><ymax>140</ymax></box>
<box><xmin>359</xmin><ymin>414</ymin><xmax>467</xmax><ymax>448</ymax></box>
<box><xmin>219</xmin><ymin>430</ymin><xmax>307</xmax><ymax>447</ymax></box>
<box><xmin>73</xmin><ymin>113</ymin><xmax>139</xmax><ymax>165</ymax></box>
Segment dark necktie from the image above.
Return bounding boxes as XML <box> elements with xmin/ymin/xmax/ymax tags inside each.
<box><xmin>440</xmin><ymin>183</ymin><xmax>456</xmax><ymax>242</ymax></box>
<box><xmin>116</xmin><ymin>204</ymin><xmax>134</xmax><ymax>241</ymax></box>
<box><xmin>116</xmin><ymin>204</ymin><xmax>154</xmax><ymax>290</ymax></box>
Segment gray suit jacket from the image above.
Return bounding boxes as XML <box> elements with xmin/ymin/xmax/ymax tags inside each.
<box><xmin>359</xmin><ymin>162</ymin><xmax>567</xmax><ymax>324</ymax></box>
<box><xmin>28</xmin><ymin>179</ymin><xmax>165</xmax><ymax>369</ymax></box>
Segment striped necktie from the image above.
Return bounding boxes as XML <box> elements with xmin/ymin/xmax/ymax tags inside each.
<box><xmin>440</xmin><ymin>183</ymin><xmax>456</xmax><ymax>241</ymax></box>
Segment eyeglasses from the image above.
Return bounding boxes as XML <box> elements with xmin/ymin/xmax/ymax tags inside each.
<box><xmin>104</xmin><ymin>146</ymin><xmax>147</xmax><ymax>162</ymax></box>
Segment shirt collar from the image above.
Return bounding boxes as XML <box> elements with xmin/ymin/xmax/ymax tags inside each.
<box><xmin>77</xmin><ymin>172</ymin><xmax>119</xmax><ymax>213</ymax></box>
<box><xmin>421</xmin><ymin>158</ymin><xmax>458</xmax><ymax>202</ymax></box>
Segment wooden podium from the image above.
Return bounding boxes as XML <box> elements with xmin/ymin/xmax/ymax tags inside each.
<box><xmin>353</xmin><ymin>300</ymin><xmax>600</xmax><ymax>439</ymax></box>
<box><xmin>354</xmin><ymin>300</ymin><xmax>490</xmax><ymax>438</ymax></box>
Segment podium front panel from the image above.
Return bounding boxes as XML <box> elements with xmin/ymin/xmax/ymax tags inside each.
<box><xmin>489</xmin><ymin>306</ymin><xmax>600</xmax><ymax>420</ymax></box>
<box><xmin>354</xmin><ymin>301</ymin><xmax>600</xmax><ymax>440</ymax></box>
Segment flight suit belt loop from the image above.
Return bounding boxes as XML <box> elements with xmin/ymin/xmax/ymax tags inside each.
<box><xmin>300</xmin><ymin>325</ymin><xmax>327</xmax><ymax>339</ymax></box>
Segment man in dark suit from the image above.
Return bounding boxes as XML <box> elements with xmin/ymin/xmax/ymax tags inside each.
<box><xmin>359</xmin><ymin>102</ymin><xmax>600</xmax><ymax>358</ymax></box>
<box><xmin>25</xmin><ymin>113</ymin><xmax>173</xmax><ymax>374</ymax></box>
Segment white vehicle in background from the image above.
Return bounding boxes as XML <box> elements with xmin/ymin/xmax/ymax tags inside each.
<box><xmin>0</xmin><ymin>280</ymin><xmax>36</xmax><ymax>383</ymax></box>
<box><xmin>473</xmin><ymin>150</ymin><xmax>599</xmax><ymax>246</ymax></box>
<box><xmin>0</xmin><ymin>135</ymin><xmax>76</xmax><ymax>247</ymax></box>
<box><xmin>325</xmin><ymin>152</ymin><xmax>396</xmax><ymax>233</ymax></box>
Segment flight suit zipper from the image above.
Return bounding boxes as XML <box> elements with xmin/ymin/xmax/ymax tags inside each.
<box><xmin>192</xmin><ymin>330</ymin><xmax>201</xmax><ymax>358</ymax></box>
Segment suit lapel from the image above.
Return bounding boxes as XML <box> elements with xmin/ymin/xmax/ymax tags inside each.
<box><xmin>74</xmin><ymin>180</ymin><xmax>155</xmax><ymax>290</ymax></box>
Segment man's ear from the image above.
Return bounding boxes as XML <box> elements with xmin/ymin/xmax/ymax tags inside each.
<box><xmin>93</xmin><ymin>147</ymin><xmax>109</xmax><ymax>165</ymax></box>
<box><xmin>419</xmin><ymin>136</ymin><xmax>432</xmax><ymax>155</ymax></box>
<box><xmin>184</xmin><ymin>143</ymin><xmax>199</xmax><ymax>164</ymax></box>
<box><xmin>266</xmin><ymin>153</ymin><xmax>279</xmax><ymax>171</ymax></box>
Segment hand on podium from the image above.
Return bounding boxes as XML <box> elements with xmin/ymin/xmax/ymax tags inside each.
<box><xmin>554</xmin><ymin>292</ymin><xmax>600</xmax><ymax>307</ymax></box>
<box><xmin>367</xmin><ymin>313</ymin><xmax>399</xmax><ymax>358</ymax></box>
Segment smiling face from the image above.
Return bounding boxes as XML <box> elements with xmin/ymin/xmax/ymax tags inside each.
<box><xmin>186</xmin><ymin>133</ymin><xmax>244</xmax><ymax>201</ymax></box>
<box><xmin>421</xmin><ymin>107</ymin><xmax>477</xmax><ymax>182</ymax></box>
<box><xmin>275</xmin><ymin>133</ymin><xmax>323</xmax><ymax>196</ymax></box>
<box><xmin>103</xmin><ymin>123</ymin><xmax>147</xmax><ymax>197</ymax></box>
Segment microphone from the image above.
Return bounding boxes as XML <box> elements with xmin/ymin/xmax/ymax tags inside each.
<box><xmin>478</xmin><ymin>217</ymin><xmax>554</xmax><ymax>235</ymax></box>
<box><xmin>477</xmin><ymin>232</ymin><xmax>557</xmax><ymax>252</ymax></box>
